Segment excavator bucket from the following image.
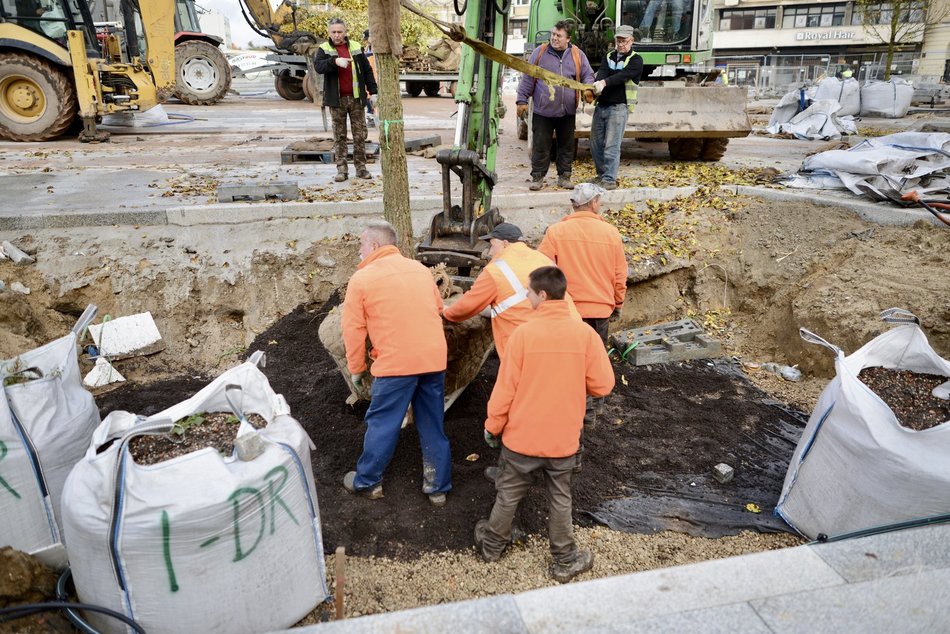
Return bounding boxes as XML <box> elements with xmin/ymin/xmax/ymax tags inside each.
<box><xmin>576</xmin><ymin>84</ymin><xmax>750</xmax><ymax>140</ymax></box>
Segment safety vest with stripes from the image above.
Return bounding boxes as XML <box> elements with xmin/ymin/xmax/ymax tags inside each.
<box><xmin>319</xmin><ymin>40</ymin><xmax>363</xmax><ymax>96</ymax></box>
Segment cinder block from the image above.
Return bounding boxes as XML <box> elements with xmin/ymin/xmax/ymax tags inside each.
<box><xmin>217</xmin><ymin>182</ymin><xmax>299</xmax><ymax>202</ymax></box>
<box><xmin>713</xmin><ymin>463</ymin><xmax>735</xmax><ymax>483</ymax></box>
<box><xmin>609</xmin><ymin>319</ymin><xmax>723</xmax><ymax>365</ymax></box>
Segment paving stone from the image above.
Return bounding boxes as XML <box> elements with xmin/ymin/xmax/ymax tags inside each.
<box><xmin>750</xmin><ymin>567</ymin><xmax>950</xmax><ymax>634</ymax></box>
<box><xmin>283</xmin><ymin>595</ymin><xmax>527</xmax><ymax>634</ymax></box>
<box><xmin>514</xmin><ymin>546</ymin><xmax>843</xmax><ymax>631</ymax></box>
<box><xmin>612</xmin><ymin>603</ymin><xmax>772</xmax><ymax>634</ymax></box>
<box><xmin>809</xmin><ymin>522</ymin><xmax>950</xmax><ymax>583</ymax></box>
<box><xmin>610</xmin><ymin>319</ymin><xmax>723</xmax><ymax>365</ymax></box>
<box><xmin>217</xmin><ymin>182</ymin><xmax>299</xmax><ymax>202</ymax></box>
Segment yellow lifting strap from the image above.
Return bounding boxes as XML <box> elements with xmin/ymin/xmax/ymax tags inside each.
<box><xmin>399</xmin><ymin>0</ymin><xmax>595</xmax><ymax>97</ymax></box>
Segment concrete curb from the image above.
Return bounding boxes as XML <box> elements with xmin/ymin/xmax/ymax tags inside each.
<box><xmin>2</xmin><ymin>186</ymin><xmax>938</xmax><ymax>232</ymax></box>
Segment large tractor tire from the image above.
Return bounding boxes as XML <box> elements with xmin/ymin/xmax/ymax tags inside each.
<box><xmin>275</xmin><ymin>70</ymin><xmax>305</xmax><ymax>101</ymax></box>
<box><xmin>174</xmin><ymin>40</ymin><xmax>231</xmax><ymax>105</ymax></box>
<box><xmin>700</xmin><ymin>138</ymin><xmax>729</xmax><ymax>162</ymax></box>
<box><xmin>406</xmin><ymin>81</ymin><xmax>423</xmax><ymax>97</ymax></box>
<box><xmin>667</xmin><ymin>137</ymin><xmax>703</xmax><ymax>161</ymax></box>
<box><xmin>423</xmin><ymin>81</ymin><xmax>440</xmax><ymax>97</ymax></box>
<box><xmin>0</xmin><ymin>52</ymin><xmax>77</xmax><ymax>141</ymax></box>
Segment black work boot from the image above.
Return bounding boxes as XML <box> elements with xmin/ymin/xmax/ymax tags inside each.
<box><xmin>474</xmin><ymin>519</ymin><xmax>501</xmax><ymax>562</ymax></box>
<box><xmin>550</xmin><ymin>548</ymin><xmax>594</xmax><ymax>583</ymax></box>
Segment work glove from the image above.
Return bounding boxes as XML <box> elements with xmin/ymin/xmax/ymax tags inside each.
<box><xmin>483</xmin><ymin>429</ymin><xmax>500</xmax><ymax>449</ymax></box>
<box><xmin>583</xmin><ymin>89</ymin><xmax>595</xmax><ymax>104</ymax></box>
<box><xmin>516</xmin><ymin>103</ymin><xmax>528</xmax><ymax>117</ymax></box>
<box><xmin>609</xmin><ymin>307</ymin><xmax>622</xmax><ymax>323</ymax></box>
<box><xmin>350</xmin><ymin>372</ymin><xmax>365</xmax><ymax>389</ymax></box>
<box><xmin>592</xmin><ymin>80</ymin><xmax>606</xmax><ymax>95</ymax></box>
<box><xmin>334</xmin><ymin>57</ymin><xmax>351</xmax><ymax>68</ymax></box>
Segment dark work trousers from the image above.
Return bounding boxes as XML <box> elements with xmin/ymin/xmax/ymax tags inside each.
<box><xmin>482</xmin><ymin>446</ymin><xmax>578</xmax><ymax>562</ymax></box>
<box><xmin>582</xmin><ymin>317</ymin><xmax>609</xmax><ymax>429</ymax></box>
<box><xmin>330</xmin><ymin>94</ymin><xmax>368</xmax><ymax>175</ymax></box>
<box><xmin>531</xmin><ymin>112</ymin><xmax>576</xmax><ymax>180</ymax></box>
<box><xmin>583</xmin><ymin>317</ymin><xmax>609</xmax><ymax>347</ymax></box>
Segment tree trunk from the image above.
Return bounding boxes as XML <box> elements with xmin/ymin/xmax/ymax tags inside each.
<box><xmin>884</xmin><ymin>10</ymin><xmax>899</xmax><ymax>80</ymax></box>
<box><xmin>369</xmin><ymin>0</ymin><xmax>413</xmax><ymax>257</ymax></box>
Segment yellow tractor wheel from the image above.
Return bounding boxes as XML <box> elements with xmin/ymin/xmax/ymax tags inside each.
<box><xmin>0</xmin><ymin>52</ymin><xmax>77</xmax><ymax>141</ymax></box>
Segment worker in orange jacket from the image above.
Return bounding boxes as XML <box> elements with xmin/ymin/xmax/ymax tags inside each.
<box><xmin>474</xmin><ymin>266</ymin><xmax>615</xmax><ymax>583</ymax></box>
<box><xmin>341</xmin><ymin>220</ymin><xmax>451</xmax><ymax>506</ymax></box>
<box><xmin>538</xmin><ymin>182</ymin><xmax>628</xmax><ymax>345</ymax></box>
<box><xmin>443</xmin><ymin>222</ymin><xmax>574</xmax><ymax>358</ymax></box>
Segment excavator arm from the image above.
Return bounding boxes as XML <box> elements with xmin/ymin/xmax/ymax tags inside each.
<box><xmin>236</xmin><ymin>0</ymin><xmax>295</xmax><ymax>48</ymax></box>
<box><xmin>415</xmin><ymin>0</ymin><xmax>508</xmax><ymax>275</ymax></box>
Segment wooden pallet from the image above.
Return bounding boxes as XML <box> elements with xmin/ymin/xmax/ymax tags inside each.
<box><xmin>281</xmin><ymin>142</ymin><xmax>381</xmax><ymax>165</ymax></box>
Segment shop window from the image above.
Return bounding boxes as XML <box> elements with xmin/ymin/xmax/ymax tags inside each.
<box><xmin>781</xmin><ymin>3</ymin><xmax>846</xmax><ymax>29</ymax></box>
<box><xmin>851</xmin><ymin>1</ymin><xmax>926</xmax><ymax>26</ymax></box>
<box><xmin>719</xmin><ymin>7</ymin><xmax>776</xmax><ymax>31</ymax></box>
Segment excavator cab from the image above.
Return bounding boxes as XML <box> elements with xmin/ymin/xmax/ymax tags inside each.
<box><xmin>415</xmin><ymin>0</ymin><xmax>507</xmax><ymax>283</ymax></box>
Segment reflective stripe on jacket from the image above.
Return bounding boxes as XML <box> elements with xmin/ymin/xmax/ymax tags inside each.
<box><xmin>538</xmin><ymin>211</ymin><xmax>628</xmax><ymax>318</ymax></box>
<box><xmin>485</xmin><ymin>300</ymin><xmax>615</xmax><ymax>458</ymax></box>
<box><xmin>442</xmin><ymin>242</ymin><xmax>579</xmax><ymax>357</ymax></box>
<box><xmin>342</xmin><ymin>245</ymin><xmax>447</xmax><ymax>376</ymax></box>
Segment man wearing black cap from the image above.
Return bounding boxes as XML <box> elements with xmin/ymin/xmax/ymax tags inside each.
<box><xmin>590</xmin><ymin>25</ymin><xmax>643</xmax><ymax>190</ymax></box>
<box><xmin>442</xmin><ymin>222</ymin><xmax>566</xmax><ymax>359</ymax></box>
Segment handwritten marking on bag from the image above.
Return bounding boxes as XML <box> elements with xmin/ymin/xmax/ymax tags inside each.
<box><xmin>161</xmin><ymin>510</ymin><xmax>180</xmax><ymax>592</ymax></box>
<box><xmin>161</xmin><ymin>466</ymin><xmax>302</xmax><ymax>591</ymax></box>
<box><xmin>0</xmin><ymin>440</ymin><xmax>21</xmax><ymax>500</ymax></box>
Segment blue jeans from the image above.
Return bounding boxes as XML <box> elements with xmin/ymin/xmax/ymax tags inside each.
<box><xmin>354</xmin><ymin>372</ymin><xmax>452</xmax><ymax>494</ymax></box>
<box><xmin>640</xmin><ymin>0</ymin><xmax>685</xmax><ymax>34</ymax></box>
<box><xmin>590</xmin><ymin>103</ymin><xmax>629</xmax><ymax>185</ymax></box>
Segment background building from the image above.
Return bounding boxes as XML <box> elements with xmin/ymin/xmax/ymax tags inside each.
<box><xmin>710</xmin><ymin>0</ymin><xmax>949</xmax><ymax>93</ymax></box>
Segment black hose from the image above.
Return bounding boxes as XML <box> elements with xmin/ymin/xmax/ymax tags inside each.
<box><xmin>494</xmin><ymin>0</ymin><xmax>512</xmax><ymax>14</ymax></box>
<box><xmin>917</xmin><ymin>199</ymin><xmax>950</xmax><ymax>227</ymax></box>
<box><xmin>811</xmin><ymin>513</ymin><xmax>950</xmax><ymax>545</ymax></box>
<box><xmin>0</xmin><ymin>602</ymin><xmax>146</xmax><ymax>633</ymax></box>
<box><xmin>454</xmin><ymin>0</ymin><xmax>467</xmax><ymax>16</ymax></box>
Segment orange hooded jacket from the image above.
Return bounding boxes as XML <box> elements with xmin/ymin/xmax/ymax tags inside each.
<box><xmin>485</xmin><ymin>300</ymin><xmax>615</xmax><ymax>458</ymax></box>
<box><xmin>442</xmin><ymin>242</ymin><xmax>578</xmax><ymax>357</ymax></box>
<box><xmin>342</xmin><ymin>245</ymin><xmax>447</xmax><ymax>376</ymax></box>
<box><xmin>538</xmin><ymin>211</ymin><xmax>627</xmax><ymax>319</ymax></box>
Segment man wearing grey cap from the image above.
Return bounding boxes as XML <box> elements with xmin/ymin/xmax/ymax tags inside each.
<box><xmin>539</xmin><ymin>183</ymin><xmax>627</xmax><ymax>344</ymax></box>
<box><xmin>442</xmin><ymin>222</ymin><xmax>567</xmax><ymax>359</ymax></box>
<box><xmin>589</xmin><ymin>25</ymin><xmax>643</xmax><ymax>190</ymax></box>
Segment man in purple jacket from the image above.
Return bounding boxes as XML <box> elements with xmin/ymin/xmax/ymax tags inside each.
<box><xmin>516</xmin><ymin>21</ymin><xmax>595</xmax><ymax>191</ymax></box>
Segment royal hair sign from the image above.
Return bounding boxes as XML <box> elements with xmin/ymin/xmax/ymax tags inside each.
<box><xmin>796</xmin><ymin>30</ymin><xmax>856</xmax><ymax>41</ymax></box>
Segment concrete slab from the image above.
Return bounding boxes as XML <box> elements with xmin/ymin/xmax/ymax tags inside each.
<box><xmin>750</xmin><ymin>567</ymin><xmax>950</xmax><ymax>634</ymax></box>
<box><xmin>613</xmin><ymin>602</ymin><xmax>773</xmax><ymax>634</ymax></box>
<box><xmin>285</xmin><ymin>595</ymin><xmax>527</xmax><ymax>634</ymax></box>
<box><xmin>809</xmin><ymin>522</ymin><xmax>950</xmax><ymax>583</ymax></box>
<box><xmin>513</xmin><ymin>546</ymin><xmax>844</xmax><ymax>631</ymax></box>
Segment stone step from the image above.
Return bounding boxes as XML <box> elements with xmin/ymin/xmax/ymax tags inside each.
<box><xmin>610</xmin><ymin>319</ymin><xmax>723</xmax><ymax>365</ymax></box>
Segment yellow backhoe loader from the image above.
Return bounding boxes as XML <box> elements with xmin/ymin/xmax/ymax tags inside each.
<box><xmin>0</xmin><ymin>0</ymin><xmax>175</xmax><ymax>141</ymax></box>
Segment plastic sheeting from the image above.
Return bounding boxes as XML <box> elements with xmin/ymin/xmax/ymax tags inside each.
<box><xmin>62</xmin><ymin>354</ymin><xmax>329</xmax><ymax>634</ymax></box>
<box><xmin>776</xmin><ymin>317</ymin><xmax>950</xmax><ymax>540</ymax></box>
<box><xmin>766</xmin><ymin>94</ymin><xmax>856</xmax><ymax>140</ymax></box>
<box><xmin>0</xmin><ymin>305</ymin><xmax>99</xmax><ymax>566</ymax></box>
<box><xmin>780</xmin><ymin>131</ymin><xmax>950</xmax><ymax>200</ymax></box>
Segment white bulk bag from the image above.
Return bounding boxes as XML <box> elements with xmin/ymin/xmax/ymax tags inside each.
<box><xmin>776</xmin><ymin>310</ymin><xmax>950</xmax><ymax>540</ymax></box>
<box><xmin>860</xmin><ymin>78</ymin><xmax>914</xmax><ymax>118</ymax></box>
<box><xmin>813</xmin><ymin>77</ymin><xmax>861</xmax><ymax>116</ymax></box>
<box><xmin>62</xmin><ymin>353</ymin><xmax>329</xmax><ymax>634</ymax></box>
<box><xmin>0</xmin><ymin>305</ymin><xmax>98</xmax><ymax>565</ymax></box>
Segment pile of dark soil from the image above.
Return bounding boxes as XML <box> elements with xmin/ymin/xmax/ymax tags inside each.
<box><xmin>857</xmin><ymin>367</ymin><xmax>950</xmax><ymax>431</ymax></box>
<box><xmin>128</xmin><ymin>412</ymin><xmax>267</xmax><ymax>465</ymax></box>
<box><xmin>96</xmin><ymin>299</ymin><xmax>807</xmax><ymax>560</ymax></box>
<box><xmin>0</xmin><ymin>547</ymin><xmax>73</xmax><ymax>633</ymax></box>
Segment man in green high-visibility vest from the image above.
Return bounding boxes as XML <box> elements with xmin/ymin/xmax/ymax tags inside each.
<box><xmin>590</xmin><ymin>25</ymin><xmax>643</xmax><ymax>190</ymax></box>
<box><xmin>314</xmin><ymin>18</ymin><xmax>378</xmax><ymax>182</ymax></box>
